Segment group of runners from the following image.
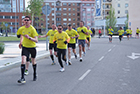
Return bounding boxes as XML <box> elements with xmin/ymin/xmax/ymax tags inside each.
<box><xmin>16</xmin><ymin>16</ymin><xmax>93</xmax><ymax>84</ymax></box>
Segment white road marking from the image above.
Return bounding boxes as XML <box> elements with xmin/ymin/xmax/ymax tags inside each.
<box><xmin>79</xmin><ymin>69</ymin><xmax>91</xmax><ymax>81</ymax></box>
<box><xmin>98</xmin><ymin>56</ymin><xmax>104</xmax><ymax>61</ymax></box>
<box><xmin>108</xmin><ymin>49</ymin><xmax>112</xmax><ymax>52</ymax></box>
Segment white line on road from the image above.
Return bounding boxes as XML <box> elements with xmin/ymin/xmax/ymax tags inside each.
<box><xmin>98</xmin><ymin>56</ymin><xmax>104</xmax><ymax>61</ymax></box>
<box><xmin>79</xmin><ymin>69</ymin><xmax>91</xmax><ymax>81</ymax></box>
<box><xmin>108</xmin><ymin>49</ymin><xmax>112</xmax><ymax>52</ymax></box>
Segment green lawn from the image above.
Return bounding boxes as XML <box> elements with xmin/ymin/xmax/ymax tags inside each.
<box><xmin>0</xmin><ymin>36</ymin><xmax>46</xmax><ymax>41</ymax></box>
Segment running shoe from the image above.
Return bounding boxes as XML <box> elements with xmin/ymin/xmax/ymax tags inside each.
<box><xmin>83</xmin><ymin>52</ymin><xmax>86</xmax><ymax>56</ymax></box>
<box><xmin>68</xmin><ymin>61</ymin><xmax>72</xmax><ymax>65</ymax></box>
<box><xmin>24</xmin><ymin>70</ymin><xmax>29</xmax><ymax>75</ymax></box>
<box><xmin>75</xmin><ymin>54</ymin><xmax>77</xmax><ymax>59</ymax></box>
<box><xmin>33</xmin><ymin>76</ymin><xmax>37</xmax><ymax>81</ymax></box>
<box><xmin>51</xmin><ymin>61</ymin><xmax>56</xmax><ymax>65</ymax></box>
<box><xmin>17</xmin><ymin>78</ymin><xmax>26</xmax><ymax>83</ymax></box>
<box><xmin>80</xmin><ymin>58</ymin><xmax>82</xmax><ymax>62</ymax></box>
<box><xmin>60</xmin><ymin>68</ymin><xmax>65</xmax><ymax>72</ymax></box>
<box><xmin>65</xmin><ymin>61</ymin><xmax>69</xmax><ymax>66</ymax></box>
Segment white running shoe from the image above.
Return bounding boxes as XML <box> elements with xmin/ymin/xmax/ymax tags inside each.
<box><xmin>60</xmin><ymin>68</ymin><xmax>65</xmax><ymax>72</ymax></box>
<box><xmin>80</xmin><ymin>58</ymin><xmax>82</xmax><ymax>62</ymax></box>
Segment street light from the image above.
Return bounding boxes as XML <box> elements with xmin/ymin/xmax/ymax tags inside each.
<box><xmin>103</xmin><ymin>0</ymin><xmax>106</xmax><ymax>37</ymax></box>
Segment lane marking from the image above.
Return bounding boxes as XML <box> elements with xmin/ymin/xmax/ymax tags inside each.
<box><xmin>108</xmin><ymin>49</ymin><xmax>112</xmax><ymax>52</ymax></box>
<box><xmin>98</xmin><ymin>56</ymin><xmax>104</xmax><ymax>61</ymax></box>
<box><xmin>79</xmin><ymin>69</ymin><xmax>91</xmax><ymax>81</ymax></box>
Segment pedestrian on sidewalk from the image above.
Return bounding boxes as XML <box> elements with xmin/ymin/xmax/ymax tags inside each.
<box><xmin>86</xmin><ymin>26</ymin><xmax>92</xmax><ymax>50</ymax></box>
<box><xmin>108</xmin><ymin>26</ymin><xmax>114</xmax><ymax>43</ymax></box>
<box><xmin>118</xmin><ymin>27</ymin><xmax>124</xmax><ymax>42</ymax></box>
<box><xmin>77</xmin><ymin>21</ymin><xmax>88</xmax><ymax>62</ymax></box>
<box><xmin>65</xmin><ymin>24</ymin><xmax>79</xmax><ymax>65</ymax></box>
<box><xmin>98</xmin><ymin>29</ymin><xmax>102</xmax><ymax>38</ymax></box>
<box><xmin>17</xmin><ymin>16</ymin><xmax>38</xmax><ymax>83</ymax></box>
<box><xmin>53</xmin><ymin>25</ymin><xmax>70</xmax><ymax>72</ymax></box>
<box><xmin>39</xmin><ymin>24</ymin><xmax>58</xmax><ymax>65</ymax></box>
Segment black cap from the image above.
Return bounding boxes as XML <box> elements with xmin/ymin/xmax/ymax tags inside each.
<box><xmin>68</xmin><ymin>24</ymin><xmax>72</xmax><ymax>27</ymax></box>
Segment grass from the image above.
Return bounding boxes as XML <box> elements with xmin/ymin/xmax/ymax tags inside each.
<box><xmin>0</xmin><ymin>36</ymin><xmax>46</xmax><ymax>41</ymax></box>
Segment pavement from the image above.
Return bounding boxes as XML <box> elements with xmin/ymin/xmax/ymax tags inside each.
<box><xmin>0</xmin><ymin>37</ymin><xmax>140</xmax><ymax>94</ymax></box>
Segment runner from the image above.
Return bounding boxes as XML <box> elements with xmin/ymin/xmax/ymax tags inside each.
<box><xmin>65</xmin><ymin>24</ymin><xmax>79</xmax><ymax>65</ymax></box>
<box><xmin>77</xmin><ymin>21</ymin><xmax>88</xmax><ymax>62</ymax></box>
<box><xmin>17</xmin><ymin>16</ymin><xmax>38</xmax><ymax>83</ymax></box>
<box><xmin>17</xmin><ymin>18</ymin><xmax>31</xmax><ymax>76</ymax></box>
<box><xmin>118</xmin><ymin>27</ymin><xmax>124</xmax><ymax>42</ymax></box>
<box><xmin>53</xmin><ymin>25</ymin><xmax>70</xmax><ymax>72</ymax></box>
<box><xmin>98</xmin><ymin>29</ymin><xmax>102</xmax><ymax>38</ymax></box>
<box><xmin>86</xmin><ymin>26</ymin><xmax>92</xmax><ymax>50</ymax></box>
<box><xmin>136</xmin><ymin>27</ymin><xmax>140</xmax><ymax>39</ymax></box>
<box><xmin>39</xmin><ymin>24</ymin><xmax>58</xmax><ymax>65</ymax></box>
<box><xmin>126</xmin><ymin>28</ymin><xmax>130</xmax><ymax>40</ymax></box>
<box><xmin>108</xmin><ymin>26</ymin><xmax>114</xmax><ymax>42</ymax></box>
<box><xmin>129</xmin><ymin>28</ymin><xmax>132</xmax><ymax>38</ymax></box>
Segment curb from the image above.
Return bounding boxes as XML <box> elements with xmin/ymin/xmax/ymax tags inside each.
<box><xmin>0</xmin><ymin>52</ymin><xmax>50</xmax><ymax>72</ymax></box>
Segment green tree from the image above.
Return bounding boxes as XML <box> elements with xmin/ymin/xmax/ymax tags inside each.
<box><xmin>1</xmin><ymin>22</ymin><xmax>10</xmax><ymax>37</ymax></box>
<box><xmin>106</xmin><ymin>6</ymin><xmax>117</xmax><ymax>32</ymax></box>
<box><xmin>26</xmin><ymin>0</ymin><xmax>44</xmax><ymax>26</ymax></box>
<box><xmin>125</xmin><ymin>14</ymin><xmax>129</xmax><ymax>30</ymax></box>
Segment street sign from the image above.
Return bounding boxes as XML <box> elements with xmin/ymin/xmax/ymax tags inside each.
<box><xmin>5</xmin><ymin>23</ymin><xmax>8</xmax><ymax>27</ymax></box>
<box><xmin>10</xmin><ymin>26</ymin><xmax>13</xmax><ymax>30</ymax></box>
<box><xmin>42</xmin><ymin>5</ymin><xmax>51</xmax><ymax>16</ymax></box>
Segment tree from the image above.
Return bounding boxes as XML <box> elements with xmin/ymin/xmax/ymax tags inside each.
<box><xmin>26</xmin><ymin>0</ymin><xmax>44</xmax><ymax>26</ymax></box>
<box><xmin>1</xmin><ymin>22</ymin><xmax>10</xmax><ymax>37</ymax></box>
<box><xmin>125</xmin><ymin>14</ymin><xmax>129</xmax><ymax>30</ymax></box>
<box><xmin>106</xmin><ymin>6</ymin><xmax>117</xmax><ymax>32</ymax></box>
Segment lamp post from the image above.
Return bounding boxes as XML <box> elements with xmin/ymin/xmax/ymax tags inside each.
<box><xmin>54</xmin><ymin>0</ymin><xmax>56</xmax><ymax>25</ymax></box>
<box><xmin>103</xmin><ymin>0</ymin><xmax>106</xmax><ymax>37</ymax></box>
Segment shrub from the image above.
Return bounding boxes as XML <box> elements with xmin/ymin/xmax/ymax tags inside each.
<box><xmin>0</xmin><ymin>42</ymin><xmax>5</xmax><ymax>54</ymax></box>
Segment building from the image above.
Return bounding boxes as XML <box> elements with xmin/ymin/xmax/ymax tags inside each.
<box><xmin>80</xmin><ymin>0</ymin><xmax>95</xmax><ymax>27</ymax></box>
<box><xmin>0</xmin><ymin>0</ymin><xmax>26</xmax><ymax>32</ymax></box>
<box><xmin>129</xmin><ymin>0</ymin><xmax>140</xmax><ymax>37</ymax></box>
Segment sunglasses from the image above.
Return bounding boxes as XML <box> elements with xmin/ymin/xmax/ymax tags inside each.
<box><xmin>24</xmin><ymin>19</ymin><xmax>30</xmax><ymax>21</ymax></box>
<box><xmin>58</xmin><ymin>28</ymin><xmax>62</xmax><ymax>30</ymax></box>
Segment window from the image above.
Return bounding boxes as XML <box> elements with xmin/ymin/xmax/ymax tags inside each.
<box><xmin>47</xmin><ymin>18</ymin><xmax>49</xmax><ymax>20</ymax></box>
<box><xmin>68</xmin><ymin>18</ymin><xmax>71</xmax><ymax>21</ymax></box>
<box><xmin>87</xmin><ymin>8</ymin><xmax>91</xmax><ymax>11</ymax></box>
<box><xmin>52</xmin><ymin>8</ymin><xmax>54</xmax><ymax>10</ymax></box>
<box><xmin>91</xmin><ymin>4</ymin><xmax>94</xmax><ymax>6</ymax></box>
<box><xmin>48</xmin><ymin>23</ymin><xmax>50</xmax><ymax>26</ymax></box>
<box><xmin>73</xmin><ymin>8</ymin><xmax>75</xmax><ymax>11</ymax></box>
<box><xmin>107</xmin><ymin>11</ymin><xmax>109</xmax><ymax>14</ymax></box>
<box><xmin>92</xmin><ymin>13</ymin><xmax>94</xmax><ymax>16</ymax></box>
<box><xmin>125</xmin><ymin>10</ymin><xmax>128</xmax><ymax>14</ymax></box>
<box><xmin>12</xmin><ymin>22</ymin><xmax>15</xmax><ymax>25</ymax></box>
<box><xmin>52</xmin><ymin>13</ymin><xmax>54</xmax><ymax>16</ymax></box>
<box><xmin>73</xmin><ymin>3</ymin><xmax>75</xmax><ymax>6</ymax></box>
<box><xmin>52</xmin><ymin>18</ymin><xmax>54</xmax><ymax>21</ymax></box>
<box><xmin>83</xmin><ymin>13</ymin><xmax>86</xmax><ymax>16</ymax></box>
<box><xmin>56</xmin><ymin>1</ymin><xmax>61</xmax><ymax>6</ymax></box>
<box><xmin>41</xmin><ymin>23</ymin><xmax>43</xmax><ymax>26</ymax></box>
<box><xmin>87</xmin><ymin>13</ymin><xmax>90</xmax><ymax>16</ymax></box>
<box><xmin>63</xmin><ymin>13</ymin><xmax>67</xmax><ymax>16</ymax></box>
<box><xmin>63</xmin><ymin>8</ymin><xmax>67</xmax><ymax>11</ymax></box>
<box><xmin>68</xmin><ymin>8</ymin><xmax>71</xmax><ymax>11</ymax></box>
<box><xmin>63</xmin><ymin>23</ymin><xmax>67</xmax><ymax>26</ymax></box>
<box><xmin>118</xmin><ymin>4</ymin><xmax>120</xmax><ymax>7</ymax></box>
<box><xmin>56</xmin><ymin>13</ymin><xmax>61</xmax><ymax>16</ymax></box>
<box><xmin>77</xmin><ymin>8</ymin><xmax>80</xmax><ymax>11</ymax></box>
<box><xmin>77</xmin><ymin>3</ymin><xmax>80</xmax><ymax>6</ymax></box>
<box><xmin>56</xmin><ymin>23</ymin><xmax>61</xmax><ymax>26</ymax></box>
<box><xmin>5</xmin><ymin>16</ymin><xmax>10</xmax><ymax>19</ymax></box>
<box><xmin>73</xmin><ymin>18</ymin><xmax>75</xmax><ymax>21</ymax></box>
<box><xmin>77</xmin><ymin>13</ymin><xmax>80</xmax><ymax>16</ymax></box>
<box><xmin>56</xmin><ymin>18</ymin><xmax>61</xmax><ymax>21</ymax></box>
<box><xmin>73</xmin><ymin>13</ymin><xmax>75</xmax><ymax>16</ymax></box>
<box><xmin>8</xmin><ymin>22</ymin><xmax>11</xmax><ymax>25</ymax></box>
<box><xmin>52</xmin><ymin>3</ymin><xmax>54</xmax><ymax>6</ymax></box>
<box><xmin>68</xmin><ymin>3</ymin><xmax>71</xmax><ymax>6</ymax></box>
<box><xmin>68</xmin><ymin>13</ymin><xmax>71</xmax><ymax>16</ymax></box>
<box><xmin>125</xmin><ymin>3</ymin><xmax>128</xmax><ymax>8</ymax></box>
<box><xmin>87</xmin><ymin>23</ymin><xmax>91</xmax><ymax>26</ymax></box>
<box><xmin>0</xmin><ymin>16</ymin><xmax>3</xmax><ymax>19</ymax></box>
<box><xmin>77</xmin><ymin>23</ymin><xmax>79</xmax><ymax>27</ymax></box>
<box><xmin>73</xmin><ymin>23</ymin><xmax>75</xmax><ymax>26</ymax></box>
<box><xmin>82</xmin><ymin>4</ymin><xmax>85</xmax><ymax>6</ymax></box>
<box><xmin>106</xmin><ymin>5</ymin><xmax>109</xmax><ymax>8</ymax></box>
<box><xmin>56</xmin><ymin>8</ymin><xmax>61</xmax><ymax>11</ymax></box>
<box><xmin>87</xmin><ymin>18</ymin><xmax>90</xmax><ymax>21</ymax></box>
<box><xmin>83</xmin><ymin>9</ymin><xmax>85</xmax><ymax>11</ymax></box>
<box><xmin>118</xmin><ymin>10</ymin><xmax>120</xmax><ymax>14</ymax></box>
<box><xmin>63</xmin><ymin>3</ymin><xmax>67</xmax><ymax>6</ymax></box>
<box><xmin>63</xmin><ymin>18</ymin><xmax>67</xmax><ymax>21</ymax></box>
<box><xmin>86</xmin><ymin>4</ymin><xmax>90</xmax><ymax>6</ymax></box>
<box><xmin>77</xmin><ymin>18</ymin><xmax>80</xmax><ymax>21</ymax></box>
<box><xmin>91</xmin><ymin>9</ymin><xmax>94</xmax><ymax>11</ymax></box>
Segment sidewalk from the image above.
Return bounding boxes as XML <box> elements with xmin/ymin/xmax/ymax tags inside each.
<box><xmin>0</xmin><ymin>41</ymin><xmax>50</xmax><ymax>71</ymax></box>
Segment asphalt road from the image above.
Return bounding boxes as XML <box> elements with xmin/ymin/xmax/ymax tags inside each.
<box><xmin>0</xmin><ymin>37</ymin><xmax>140</xmax><ymax>94</ymax></box>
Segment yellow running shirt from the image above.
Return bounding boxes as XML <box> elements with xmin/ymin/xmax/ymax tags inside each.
<box><xmin>53</xmin><ymin>31</ymin><xmax>70</xmax><ymax>49</ymax></box>
<box><xmin>136</xmin><ymin>29</ymin><xmax>140</xmax><ymax>33</ymax></box>
<box><xmin>86</xmin><ymin>29</ymin><xmax>92</xmax><ymax>38</ymax></box>
<box><xmin>130</xmin><ymin>30</ymin><xmax>132</xmax><ymax>34</ymax></box>
<box><xmin>118</xmin><ymin>30</ymin><xmax>124</xmax><ymax>35</ymax></box>
<box><xmin>17</xmin><ymin>25</ymin><xmax>38</xmax><ymax>48</ymax></box>
<box><xmin>77</xmin><ymin>26</ymin><xmax>88</xmax><ymax>40</ymax></box>
<box><xmin>65</xmin><ymin>29</ymin><xmax>78</xmax><ymax>43</ymax></box>
<box><xmin>46</xmin><ymin>29</ymin><xmax>58</xmax><ymax>43</ymax></box>
<box><xmin>126</xmin><ymin>29</ymin><xmax>130</xmax><ymax>34</ymax></box>
<box><xmin>108</xmin><ymin>28</ymin><xmax>114</xmax><ymax>35</ymax></box>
